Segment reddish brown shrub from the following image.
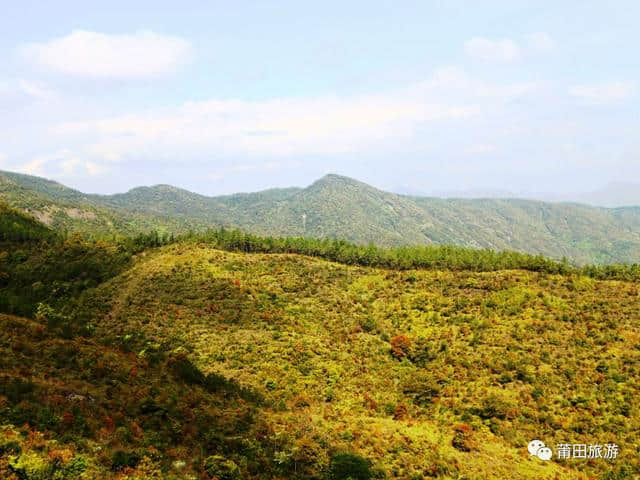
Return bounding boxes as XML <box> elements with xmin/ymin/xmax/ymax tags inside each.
<box><xmin>390</xmin><ymin>334</ymin><xmax>412</xmax><ymax>359</ymax></box>
<box><xmin>452</xmin><ymin>423</ymin><xmax>477</xmax><ymax>451</ymax></box>
<box><xmin>393</xmin><ymin>403</ymin><xmax>408</xmax><ymax>420</ymax></box>
<box><xmin>62</xmin><ymin>411</ymin><xmax>74</xmax><ymax>427</ymax></box>
<box><xmin>363</xmin><ymin>392</ymin><xmax>378</xmax><ymax>410</ymax></box>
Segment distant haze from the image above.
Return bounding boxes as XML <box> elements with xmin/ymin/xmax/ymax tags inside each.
<box><xmin>394</xmin><ymin>182</ymin><xmax>640</xmax><ymax>207</ymax></box>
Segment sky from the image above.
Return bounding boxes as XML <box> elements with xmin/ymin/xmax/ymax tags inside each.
<box><xmin>1</xmin><ymin>0</ymin><xmax>639</xmax><ymax>196</ymax></box>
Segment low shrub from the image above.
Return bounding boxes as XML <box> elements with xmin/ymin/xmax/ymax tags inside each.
<box><xmin>203</xmin><ymin>455</ymin><xmax>241</xmax><ymax>480</ymax></box>
<box><xmin>328</xmin><ymin>452</ymin><xmax>373</xmax><ymax>480</ymax></box>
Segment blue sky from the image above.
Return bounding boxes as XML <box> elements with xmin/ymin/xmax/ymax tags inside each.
<box><xmin>1</xmin><ymin>1</ymin><xmax>639</xmax><ymax>195</ymax></box>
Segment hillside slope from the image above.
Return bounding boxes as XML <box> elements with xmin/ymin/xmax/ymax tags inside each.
<box><xmin>2</xmin><ymin>170</ymin><xmax>640</xmax><ymax>264</ymax></box>
<box><xmin>0</xmin><ymin>313</ymin><xmax>279</xmax><ymax>479</ymax></box>
<box><xmin>0</xmin><ymin>171</ymin><xmax>202</xmax><ymax>236</ymax></box>
<box><xmin>0</xmin><ymin>200</ymin><xmax>55</xmax><ymax>242</ymax></box>
<box><xmin>70</xmin><ymin>243</ymin><xmax>639</xmax><ymax>479</ymax></box>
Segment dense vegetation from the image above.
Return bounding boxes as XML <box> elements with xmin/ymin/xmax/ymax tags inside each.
<box><xmin>183</xmin><ymin>228</ymin><xmax>640</xmax><ymax>281</ymax></box>
<box><xmin>77</xmin><ymin>244</ymin><xmax>638</xmax><ymax>479</ymax></box>
<box><xmin>0</xmin><ymin>313</ymin><xmax>291</xmax><ymax>479</ymax></box>
<box><xmin>1</xmin><ymin>202</ymin><xmax>639</xmax><ymax>479</ymax></box>
<box><xmin>2</xmin><ymin>209</ymin><xmax>639</xmax><ymax>323</ymax></box>
<box><xmin>0</xmin><ymin>171</ymin><xmax>198</xmax><ymax>238</ymax></box>
<box><xmin>0</xmin><ymin>202</ymin><xmax>55</xmax><ymax>242</ymax></box>
<box><xmin>3</xmin><ymin>169</ymin><xmax>640</xmax><ymax>264</ymax></box>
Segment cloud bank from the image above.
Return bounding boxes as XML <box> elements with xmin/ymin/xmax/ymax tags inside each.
<box><xmin>569</xmin><ymin>82</ymin><xmax>635</xmax><ymax>104</ymax></box>
<box><xmin>464</xmin><ymin>37</ymin><xmax>521</xmax><ymax>62</ymax></box>
<box><xmin>22</xmin><ymin>30</ymin><xmax>191</xmax><ymax>78</ymax></box>
<box><xmin>5</xmin><ymin>26</ymin><xmax>638</xmax><ymax>195</ymax></box>
<box><xmin>465</xmin><ymin>33</ymin><xmax>554</xmax><ymax>62</ymax></box>
<box><xmin>49</xmin><ymin>68</ymin><xmax>536</xmax><ymax>165</ymax></box>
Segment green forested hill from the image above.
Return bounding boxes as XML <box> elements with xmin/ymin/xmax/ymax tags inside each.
<box><xmin>0</xmin><ymin>201</ymin><xmax>55</xmax><ymax>242</ymax></box>
<box><xmin>0</xmin><ymin>171</ymin><xmax>203</xmax><ymax>236</ymax></box>
<box><xmin>90</xmin><ymin>244</ymin><xmax>639</xmax><ymax>479</ymax></box>
<box><xmin>1</xmin><ymin>232</ymin><xmax>637</xmax><ymax>479</ymax></box>
<box><xmin>2</xmin><ymin>169</ymin><xmax>640</xmax><ymax>264</ymax></box>
<box><xmin>1</xmin><ymin>217</ymin><xmax>639</xmax><ymax>478</ymax></box>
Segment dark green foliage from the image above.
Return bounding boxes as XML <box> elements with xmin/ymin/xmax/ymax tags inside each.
<box><xmin>0</xmin><ymin>441</ymin><xmax>20</xmax><ymax>455</ymax></box>
<box><xmin>0</xmin><ymin>314</ymin><xmax>280</xmax><ymax>479</ymax></box>
<box><xmin>171</xmin><ymin>355</ymin><xmax>263</xmax><ymax>404</ymax></box>
<box><xmin>171</xmin><ymin>355</ymin><xmax>205</xmax><ymax>385</ymax></box>
<box><xmin>0</xmin><ymin>201</ymin><xmax>55</xmax><ymax>242</ymax></box>
<box><xmin>0</xmin><ymin>235</ymin><xmax>133</xmax><ymax>319</ymax></box>
<box><xmin>328</xmin><ymin>452</ymin><xmax>374</xmax><ymax>480</ymax></box>
<box><xmin>183</xmin><ymin>228</ymin><xmax>640</xmax><ymax>281</ymax></box>
<box><xmin>402</xmin><ymin>373</ymin><xmax>441</xmax><ymax>407</ymax></box>
<box><xmin>600</xmin><ymin>465</ymin><xmax>635</xmax><ymax>480</ymax></box>
<box><xmin>111</xmin><ymin>450</ymin><xmax>141</xmax><ymax>471</ymax></box>
<box><xmin>0</xmin><ymin>377</ymin><xmax>37</xmax><ymax>403</ymax></box>
<box><xmin>203</xmin><ymin>455</ymin><xmax>241</xmax><ymax>480</ymax></box>
<box><xmin>475</xmin><ymin>394</ymin><xmax>513</xmax><ymax>420</ymax></box>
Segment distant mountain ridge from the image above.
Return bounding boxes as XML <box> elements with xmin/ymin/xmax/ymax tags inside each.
<box><xmin>2</xmin><ymin>169</ymin><xmax>640</xmax><ymax>264</ymax></box>
<box><xmin>573</xmin><ymin>182</ymin><xmax>640</xmax><ymax>207</ymax></box>
<box><xmin>397</xmin><ymin>182</ymin><xmax>640</xmax><ymax>207</ymax></box>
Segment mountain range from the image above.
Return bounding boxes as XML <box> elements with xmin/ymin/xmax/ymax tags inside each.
<box><xmin>1</xmin><ymin>173</ymin><xmax>639</xmax><ymax>479</ymax></box>
<box><xmin>2</xmin><ymin>169</ymin><xmax>640</xmax><ymax>265</ymax></box>
<box><xmin>394</xmin><ymin>182</ymin><xmax>640</xmax><ymax>207</ymax></box>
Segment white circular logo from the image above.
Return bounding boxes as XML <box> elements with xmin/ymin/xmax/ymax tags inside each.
<box><xmin>528</xmin><ymin>439</ymin><xmax>552</xmax><ymax>460</ymax></box>
<box><xmin>528</xmin><ymin>439</ymin><xmax>545</xmax><ymax>456</ymax></box>
<box><xmin>537</xmin><ymin>447</ymin><xmax>552</xmax><ymax>461</ymax></box>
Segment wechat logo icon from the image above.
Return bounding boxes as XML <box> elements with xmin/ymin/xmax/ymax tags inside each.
<box><xmin>528</xmin><ymin>439</ymin><xmax>552</xmax><ymax>461</ymax></box>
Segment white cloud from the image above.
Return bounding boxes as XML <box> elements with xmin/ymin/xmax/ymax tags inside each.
<box><xmin>50</xmin><ymin>68</ymin><xmax>537</xmax><ymax>162</ymax></box>
<box><xmin>464</xmin><ymin>37</ymin><xmax>521</xmax><ymax>62</ymax></box>
<box><xmin>53</xmin><ymin>96</ymin><xmax>470</xmax><ymax>158</ymax></box>
<box><xmin>85</xmin><ymin>161</ymin><xmax>107</xmax><ymax>175</ymax></box>
<box><xmin>0</xmin><ymin>153</ymin><xmax>7</xmax><ymax>165</ymax></box>
<box><xmin>22</xmin><ymin>30</ymin><xmax>191</xmax><ymax>78</ymax></box>
<box><xmin>13</xmin><ymin>150</ymin><xmax>73</xmax><ymax>176</ymax></box>
<box><xmin>569</xmin><ymin>82</ymin><xmax>634</xmax><ymax>103</ymax></box>
<box><xmin>18</xmin><ymin>80</ymin><xmax>56</xmax><ymax>101</ymax></box>
<box><xmin>14</xmin><ymin>156</ymin><xmax>48</xmax><ymax>176</ymax></box>
<box><xmin>209</xmin><ymin>160</ymin><xmax>299</xmax><ymax>180</ymax></box>
<box><xmin>59</xmin><ymin>157</ymin><xmax>79</xmax><ymax>175</ymax></box>
<box><xmin>58</xmin><ymin>156</ymin><xmax>107</xmax><ymax>176</ymax></box>
<box><xmin>464</xmin><ymin>33</ymin><xmax>554</xmax><ymax>62</ymax></box>
<box><xmin>463</xmin><ymin>143</ymin><xmax>496</xmax><ymax>156</ymax></box>
<box><xmin>526</xmin><ymin>32</ymin><xmax>554</xmax><ymax>52</ymax></box>
<box><xmin>0</xmin><ymin>77</ymin><xmax>57</xmax><ymax>102</ymax></box>
<box><xmin>424</xmin><ymin>66</ymin><xmax>539</xmax><ymax>98</ymax></box>
<box><xmin>12</xmin><ymin>150</ymin><xmax>107</xmax><ymax>178</ymax></box>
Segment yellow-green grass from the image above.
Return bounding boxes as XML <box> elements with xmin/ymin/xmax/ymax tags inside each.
<box><xmin>79</xmin><ymin>244</ymin><xmax>640</xmax><ymax>479</ymax></box>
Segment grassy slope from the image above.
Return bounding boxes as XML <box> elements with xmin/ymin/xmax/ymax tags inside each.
<box><xmin>0</xmin><ymin>314</ymin><xmax>277</xmax><ymax>480</ymax></box>
<box><xmin>3</xmin><ymin>170</ymin><xmax>640</xmax><ymax>264</ymax></box>
<box><xmin>77</xmin><ymin>244</ymin><xmax>639</xmax><ymax>479</ymax></box>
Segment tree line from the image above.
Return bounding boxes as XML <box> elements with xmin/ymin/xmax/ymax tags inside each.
<box><xmin>131</xmin><ymin>227</ymin><xmax>640</xmax><ymax>281</ymax></box>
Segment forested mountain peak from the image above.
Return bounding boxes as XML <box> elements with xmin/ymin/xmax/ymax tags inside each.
<box><xmin>2</xmin><ymin>169</ymin><xmax>640</xmax><ymax>264</ymax></box>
